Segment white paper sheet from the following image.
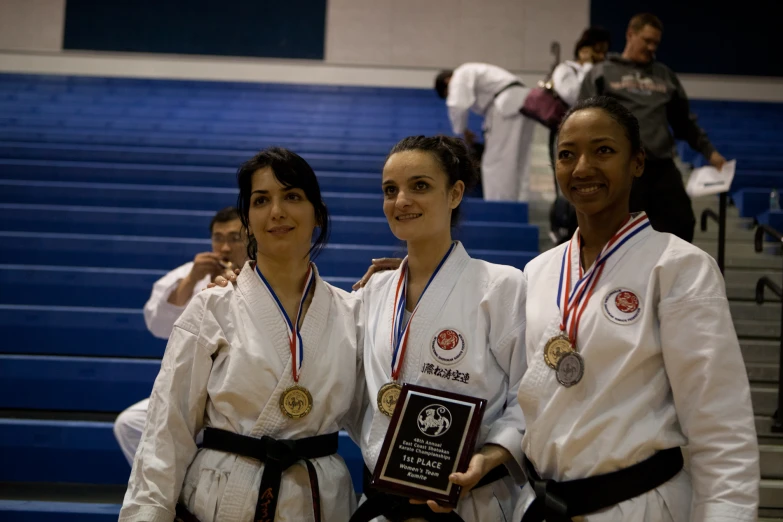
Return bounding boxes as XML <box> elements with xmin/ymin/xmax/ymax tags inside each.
<box><xmin>685</xmin><ymin>160</ymin><xmax>736</xmax><ymax>197</ymax></box>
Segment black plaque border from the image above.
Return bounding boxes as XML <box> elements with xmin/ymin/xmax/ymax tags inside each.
<box><xmin>370</xmin><ymin>383</ymin><xmax>487</xmax><ymax>508</ymax></box>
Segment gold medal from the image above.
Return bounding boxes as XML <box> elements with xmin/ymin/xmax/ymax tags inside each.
<box><xmin>544</xmin><ymin>334</ymin><xmax>574</xmax><ymax>369</ymax></box>
<box><xmin>280</xmin><ymin>385</ymin><xmax>313</xmax><ymax>419</ymax></box>
<box><xmin>377</xmin><ymin>382</ymin><xmax>402</xmax><ymax>417</ymax></box>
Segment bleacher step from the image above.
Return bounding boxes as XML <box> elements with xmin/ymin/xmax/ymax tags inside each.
<box><xmin>726</xmin><ymin>268</ymin><xmax>782</xmax><ymax>300</ymax></box>
<box><xmin>761</xmin><ymin>479</ymin><xmax>783</xmax><ymax>510</ymax></box>
<box><xmin>748</xmin><ymin>362</ymin><xmax>780</xmax><ymax>384</ymax></box>
<box><xmin>742</xmin><ymin>339</ymin><xmax>783</xmax><ymax>363</ymax></box>
<box><xmin>697</xmin><ymin>242</ymin><xmax>782</xmax><ymax>270</ymax></box>
<box><xmin>693</xmin><ymin>222</ymin><xmax>757</xmax><ymax>241</ymax></box>
<box><xmin>0</xmin><ymin>500</ymin><xmax>120</xmax><ymax>522</ymax></box>
<box><xmin>731</xmin><ymin>301</ymin><xmax>782</xmax><ymax>322</ymax></box>
<box><xmin>753</xmin><ymin>386</ymin><xmax>781</xmax><ymax>416</ymax></box>
<box><xmin>735</xmin><ymin>319</ymin><xmax>781</xmax><ymax>339</ymax></box>
<box><xmin>762</xmin><ymin>445</ymin><xmax>783</xmax><ymax>480</ymax></box>
<box><xmin>0</xmin><ymin>179</ymin><xmax>529</xmax><ymax>223</ymax></box>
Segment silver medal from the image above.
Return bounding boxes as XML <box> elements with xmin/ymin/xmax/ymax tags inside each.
<box><xmin>556</xmin><ymin>352</ymin><xmax>584</xmax><ymax>387</ymax></box>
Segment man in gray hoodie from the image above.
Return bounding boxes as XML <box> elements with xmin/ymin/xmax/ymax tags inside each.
<box><xmin>579</xmin><ymin>13</ymin><xmax>727</xmax><ymax>243</ymax></box>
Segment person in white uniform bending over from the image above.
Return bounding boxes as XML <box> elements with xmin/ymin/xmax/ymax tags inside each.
<box><xmin>119</xmin><ymin>148</ymin><xmax>364</xmax><ymax>522</ymax></box>
<box><xmin>513</xmin><ymin>96</ymin><xmax>759</xmax><ymax>522</ymax></box>
<box><xmin>113</xmin><ymin>206</ymin><xmax>248</xmax><ymax>464</ymax></box>
<box><xmin>350</xmin><ymin>136</ymin><xmax>528</xmax><ymax>522</ymax></box>
<box><xmin>435</xmin><ymin>64</ymin><xmax>536</xmax><ymax>202</ymax></box>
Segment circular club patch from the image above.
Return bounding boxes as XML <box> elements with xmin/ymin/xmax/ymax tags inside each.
<box><xmin>603</xmin><ymin>288</ymin><xmax>642</xmax><ymax>325</ymax></box>
<box><xmin>430</xmin><ymin>329</ymin><xmax>467</xmax><ymax>365</ymax></box>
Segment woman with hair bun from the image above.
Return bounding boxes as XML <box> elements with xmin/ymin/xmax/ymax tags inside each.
<box><xmin>514</xmin><ymin>97</ymin><xmax>758</xmax><ymax>521</ymax></box>
<box><xmin>351</xmin><ymin>135</ymin><xmax>528</xmax><ymax>522</ymax></box>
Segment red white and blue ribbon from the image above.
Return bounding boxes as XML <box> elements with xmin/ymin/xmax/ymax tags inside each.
<box><xmin>389</xmin><ymin>242</ymin><xmax>457</xmax><ymax>381</ymax></box>
<box><xmin>256</xmin><ymin>263</ymin><xmax>316</xmax><ymax>382</ymax></box>
<box><xmin>557</xmin><ymin>213</ymin><xmax>650</xmax><ymax>345</ymax></box>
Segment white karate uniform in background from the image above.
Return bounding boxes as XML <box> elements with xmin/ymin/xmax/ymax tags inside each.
<box><xmin>551</xmin><ymin>61</ymin><xmax>593</xmax><ymax>107</ymax></box>
<box><xmin>358</xmin><ymin>242</ymin><xmax>527</xmax><ymax>521</ymax></box>
<box><xmin>143</xmin><ymin>262</ymin><xmax>210</xmax><ymax>340</ymax></box>
<box><xmin>513</xmin><ymin>226</ymin><xmax>759</xmax><ymax>521</ymax></box>
<box><xmin>113</xmin><ymin>262</ymin><xmax>211</xmax><ymax>464</ymax></box>
<box><xmin>119</xmin><ymin>263</ymin><xmax>363</xmax><ymax>522</ymax></box>
<box><xmin>446</xmin><ymin>63</ymin><xmax>536</xmax><ymax>202</ymax></box>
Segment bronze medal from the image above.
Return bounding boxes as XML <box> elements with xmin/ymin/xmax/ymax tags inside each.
<box><xmin>544</xmin><ymin>334</ymin><xmax>574</xmax><ymax>369</ymax></box>
<box><xmin>280</xmin><ymin>385</ymin><xmax>313</xmax><ymax>419</ymax></box>
<box><xmin>377</xmin><ymin>382</ymin><xmax>403</xmax><ymax>417</ymax></box>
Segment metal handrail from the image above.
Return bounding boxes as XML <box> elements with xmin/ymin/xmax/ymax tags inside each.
<box><xmin>700</xmin><ymin>192</ymin><xmax>727</xmax><ymax>273</ymax></box>
<box><xmin>754</xmin><ymin>223</ymin><xmax>783</xmax><ymax>252</ymax></box>
<box><xmin>754</xmin><ymin>223</ymin><xmax>783</xmax><ymax>433</ymax></box>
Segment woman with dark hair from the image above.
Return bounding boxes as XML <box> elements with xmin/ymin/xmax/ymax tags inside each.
<box><xmin>552</xmin><ymin>27</ymin><xmax>612</xmax><ymax>109</ymax></box>
<box><xmin>350</xmin><ymin>135</ymin><xmax>527</xmax><ymax>522</ymax></box>
<box><xmin>514</xmin><ymin>97</ymin><xmax>758</xmax><ymax>521</ymax></box>
<box><xmin>119</xmin><ymin>147</ymin><xmax>364</xmax><ymax>522</ymax></box>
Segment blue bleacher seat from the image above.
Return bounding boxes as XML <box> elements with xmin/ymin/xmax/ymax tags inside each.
<box><xmin>732</xmin><ymin>188</ymin><xmax>772</xmax><ymax>218</ymax></box>
<box><xmin>0</xmin><ymin>500</ymin><xmax>120</xmax><ymax>522</ymax></box>
<box><xmin>0</xmin><ymin>204</ymin><xmax>538</xmax><ymax>251</ymax></box>
<box><xmin>0</xmin><ymin>417</ymin><xmax>364</xmax><ymax>492</ymax></box>
<box><xmin>0</xmin><ymin>179</ymin><xmax>528</xmax><ymax>222</ymax></box>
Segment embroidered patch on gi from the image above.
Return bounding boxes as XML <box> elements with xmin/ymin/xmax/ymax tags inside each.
<box><xmin>430</xmin><ymin>328</ymin><xmax>467</xmax><ymax>365</ymax></box>
<box><xmin>603</xmin><ymin>288</ymin><xmax>642</xmax><ymax>325</ymax></box>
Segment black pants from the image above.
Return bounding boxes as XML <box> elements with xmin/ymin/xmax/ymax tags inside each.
<box><xmin>630</xmin><ymin>158</ymin><xmax>695</xmax><ymax>243</ymax></box>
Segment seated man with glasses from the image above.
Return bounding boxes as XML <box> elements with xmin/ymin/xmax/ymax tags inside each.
<box><xmin>113</xmin><ymin>206</ymin><xmax>248</xmax><ymax>464</ymax></box>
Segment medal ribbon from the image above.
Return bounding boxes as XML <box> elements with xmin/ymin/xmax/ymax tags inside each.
<box><xmin>557</xmin><ymin>213</ymin><xmax>650</xmax><ymax>345</ymax></box>
<box><xmin>390</xmin><ymin>242</ymin><xmax>457</xmax><ymax>381</ymax></box>
<box><xmin>255</xmin><ymin>263</ymin><xmax>316</xmax><ymax>382</ymax></box>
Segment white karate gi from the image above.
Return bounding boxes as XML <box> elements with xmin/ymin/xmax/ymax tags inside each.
<box><xmin>358</xmin><ymin>242</ymin><xmax>527</xmax><ymax>521</ymax></box>
<box><xmin>114</xmin><ymin>262</ymin><xmax>211</xmax><ymax>464</ymax></box>
<box><xmin>513</xmin><ymin>226</ymin><xmax>760</xmax><ymax>521</ymax></box>
<box><xmin>119</xmin><ymin>263</ymin><xmax>363</xmax><ymax>522</ymax></box>
<box><xmin>446</xmin><ymin>63</ymin><xmax>536</xmax><ymax>202</ymax></box>
<box><xmin>144</xmin><ymin>262</ymin><xmax>211</xmax><ymax>340</ymax></box>
<box><xmin>551</xmin><ymin>61</ymin><xmax>593</xmax><ymax>107</ymax></box>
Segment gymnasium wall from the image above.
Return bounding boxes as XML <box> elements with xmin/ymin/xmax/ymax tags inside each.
<box><xmin>325</xmin><ymin>0</ymin><xmax>589</xmax><ymax>71</ymax></box>
<box><xmin>0</xmin><ymin>0</ymin><xmax>781</xmax><ymax>102</ymax></box>
<box><xmin>0</xmin><ymin>0</ymin><xmax>64</xmax><ymax>52</ymax></box>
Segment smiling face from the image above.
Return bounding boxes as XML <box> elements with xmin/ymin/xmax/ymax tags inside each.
<box><xmin>247</xmin><ymin>166</ymin><xmax>317</xmax><ymax>263</ymax></box>
<box><xmin>381</xmin><ymin>150</ymin><xmax>464</xmax><ymax>244</ymax></box>
<box><xmin>556</xmin><ymin>108</ymin><xmax>644</xmax><ymax>220</ymax></box>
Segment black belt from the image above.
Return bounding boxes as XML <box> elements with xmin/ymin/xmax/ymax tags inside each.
<box><xmin>520</xmin><ymin>447</ymin><xmax>684</xmax><ymax>522</ymax></box>
<box><xmin>492</xmin><ymin>81</ymin><xmax>524</xmax><ymax>101</ymax></box>
<box><xmin>349</xmin><ymin>463</ymin><xmax>510</xmax><ymax>522</ymax></box>
<box><xmin>176</xmin><ymin>427</ymin><xmax>339</xmax><ymax>522</ymax></box>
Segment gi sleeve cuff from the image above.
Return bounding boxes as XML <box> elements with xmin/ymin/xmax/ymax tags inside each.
<box><xmin>692</xmin><ymin>500</ymin><xmax>758</xmax><ymax>522</ymax></box>
<box><xmin>118</xmin><ymin>505</ymin><xmax>176</xmax><ymax>522</ymax></box>
<box><xmin>484</xmin><ymin>425</ymin><xmax>525</xmax><ymax>484</ymax></box>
